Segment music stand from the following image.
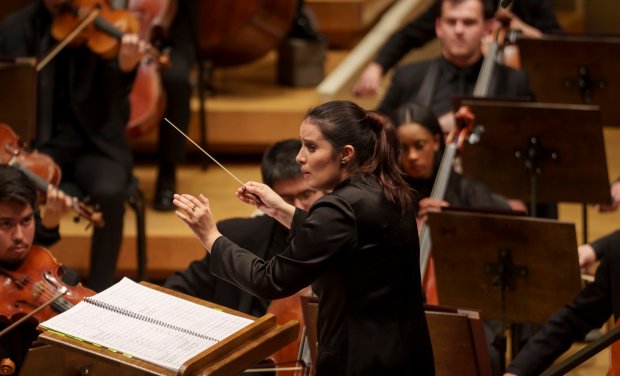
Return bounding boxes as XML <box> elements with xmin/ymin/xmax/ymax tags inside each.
<box><xmin>427</xmin><ymin>210</ymin><xmax>582</xmax><ymax>369</ymax></box>
<box><xmin>518</xmin><ymin>34</ymin><xmax>620</xmax><ymax>127</ymax></box>
<box><xmin>0</xmin><ymin>57</ymin><xmax>37</xmax><ymax>142</ymax></box>
<box><xmin>458</xmin><ymin>99</ymin><xmax>611</xmax><ymax>218</ymax></box>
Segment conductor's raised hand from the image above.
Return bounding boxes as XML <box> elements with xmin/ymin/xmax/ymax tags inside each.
<box><xmin>173</xmin><ymin>193</ymin><xmax>222</xmax><ymax>252</ymax></box>
<box><xmin>237</xmin><ymin>181</ymin><xmax>296</xmax><ymax>228</ymax></box>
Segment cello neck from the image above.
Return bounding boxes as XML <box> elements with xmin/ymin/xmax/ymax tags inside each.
<box><xmin>419</xmin><ymin>143</ymin><xmax>458</xmax><ymax>277</ymax></box>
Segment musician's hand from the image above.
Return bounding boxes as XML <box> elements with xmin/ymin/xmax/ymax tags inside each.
<box><xmin>578</xmin><ymin>243</ymin><xmax>597</xmax><ymax>273</ymax></box>
<box><xmin>596</xmin><ymin>180</ymin><xmax>620</xmax><ymax>212</ymax></box>
<box><xmin>118</xmin><ymin>33</ymin><xmax>145</xmax><ymax>72</ymax></box>
<box><xmin>237</xmin><ymin>181</ymin><xmax>296</xmax><ymax>228</ymax></box>
<box><xmin>41</xmin><ymin>186</ymin><xmax>73</xmax><ymax>229</ymax></box>
<box><xmin>173</xmin><ymin>193</ymin><xmax>222</xmax><ymax>252</ymax></box>
<box><xmin>503</xmin><ymin>373</ymin><xmax>518</xmax><ymax>376</ymax></box>
<box><xmin>352</xmin><ymin>63</ymin><xmax>383</xmax><ymax>98</ymax></box>
<box><xmin>493</xmin><ymin>8</ymin><xmax>542</xmax><ymax>38</ymax></box>
<box><xmin>417</xmin><ymin>198</ymin><xmax>449</xmax><ymax>221</ymax></box>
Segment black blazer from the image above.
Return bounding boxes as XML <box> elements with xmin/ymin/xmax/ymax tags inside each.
<box><xmin>0</xmin><ymin>3</ymin><xmax>134</xmax><ymax>173</ymax></box>
<box><xmin>210</xmin><ymin>174</ymin><xmax>435</xmax><ymax>375</ymax></box>
<box><xmin>378</xmin><ymin>56</ymin><xmax>533</xmax><ymax>122</ymax></box>
<box><xmin>506</xmin><ymin>230</ymin><xmax>620</xmax><ymax>375</ymax></box>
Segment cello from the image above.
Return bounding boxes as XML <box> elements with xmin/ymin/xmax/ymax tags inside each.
<box><xmin>420</xmin><ymin>0</ymin><xmax>517</xmax><ymax>303</ymax></box>
<box><xmin>265</xmin><ymin>286</ymin><xmax>313</xmax><ymax>375</ymax></box>
<box><xmin>194</xmin><ymin>0</ymin><xmax>298</xmax><ymax>67</ymax></box>
<box><xmin>123</xmin><ymin>0</ymin><xmax>173</xmax><ymax>139</ymax></box>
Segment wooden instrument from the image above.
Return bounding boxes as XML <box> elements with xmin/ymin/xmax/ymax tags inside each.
<box><xmin>0</xmin><ymin>123</ymin><xmax>104</xmax><ymax>228</ymax></box>
<box><xmin>194</xmin><ymin>0</ymin><xmax>297</xmax><ymax>67</ymax></box>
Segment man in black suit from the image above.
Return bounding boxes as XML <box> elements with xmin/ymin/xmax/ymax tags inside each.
<box><xmin>378</xmin><ymin>0</ymin><xmax>533</xmax><ymax>133</ymax></box>
<box><xmin>164</xmin><ymin>139</ymin><xmax>323</xmax><ymax>317</ymax></box>
<box><xmin>354</xmin><ymin>0</ymin><xmax>561</xmax><ymax>97</ymax></box>
<box><xmin>0</xmin><ymin>0</ymin><xmax>144</xmax><ymax>291</ymax></box>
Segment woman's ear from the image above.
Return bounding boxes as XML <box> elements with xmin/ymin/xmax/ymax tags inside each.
<box><xmin>340</xmin><ymin>145</ymin><xmax>355</xmax><ymax>164</ymax></box>
<box><xmin>433</xmin><ymin>134</ymin><xmax>441</xmax><ymax>152</ymax></box>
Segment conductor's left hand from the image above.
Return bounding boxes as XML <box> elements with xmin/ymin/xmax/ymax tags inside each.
<box><xmin>173</xmin><ymin>193</ymin><xmax>222</xmax><ymax>252</ymax></box>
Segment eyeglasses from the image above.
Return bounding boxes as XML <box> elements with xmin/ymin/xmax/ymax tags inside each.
<box><xmin>279</xmin><ymin>189</ymin><xmax>318</xmax><ymax>205</ymax></box>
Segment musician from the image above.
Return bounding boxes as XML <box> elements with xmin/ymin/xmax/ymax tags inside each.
<box><xmin>174</xmin><ymin>101</ymin><xmax>435</xmax><ymax>375</ymax></box>
<box><xmin>0</xmin><ymin>0</ymin><xmax>144</xmax><ymax>291</ymax></box>
<box><xmin>353</xmin><ymin>0</ymin><xmax>562</xmax><ymax>97</ymax></box>
<box><xmin>0</xmin><ymin>164</ymin><xmax>73</xmax><ymax>374</ymax></box>
<box><xmin>377</xmin><ymin>0</ymin><xmax>533</xmax><ymax>133</ymax></box>
<box><xmin>165</xmin><ymin>139</ymin><xmax>324</xmax><ymax>317</ymax></box>
<box><xmin>579</xmin><ymin>179</ymin><xmax>620</xmax><ymax>270</ymax></box>
<box><xmin>152</xmin><ymin>0</ymin><xmax>196</xmax><ymax>211</ymax></box>
<box><xmin>396</xmin><ymin>103</ymin><xmax>510</xmax><ymax>217</ymax></box>
<box><xmin>503</xmin><ymin>180</ymin><xmax>620</xmax><ymax>375</ymax></box>
<box><xmin>504</xmin><ymin>230</ymin><xmax>620</xmax><ymax>375</ymax></box>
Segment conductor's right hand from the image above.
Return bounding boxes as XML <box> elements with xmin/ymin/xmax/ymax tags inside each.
<box><xmin>237</xmin><ymin>181</ymin><xmax>296</xmax><ymax>228</ymax></box>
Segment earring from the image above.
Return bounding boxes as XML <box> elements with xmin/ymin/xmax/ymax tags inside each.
<box><xmin>340</xmin><ymin>160</ymin><xmax>346</xmax><ymax>165</ymax></box>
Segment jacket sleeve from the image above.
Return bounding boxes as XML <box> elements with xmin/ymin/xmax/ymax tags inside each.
<box><xmin>592</xmin><ymin>230</ymin><xmax>620</xmax><ymax>261</ymax></box>
<box><xmin>210</xmin><ymin>198</ymin><xmax>357</xmax><ymax>300</ymax></box>
<box><xmin>506</xmin><ymin>252</ymin><xmax>613</xmax><ymax>375</ymax></box>
<box><xmin>374</xmin><ymin>1</ymin><xmax>440</xmax><ymax>72</ymax></box>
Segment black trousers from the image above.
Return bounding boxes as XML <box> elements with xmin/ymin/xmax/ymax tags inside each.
<box><xmin>40</xmin><ymin>126</ymin><xmax>128</xmax><ymax>292</ymax></box>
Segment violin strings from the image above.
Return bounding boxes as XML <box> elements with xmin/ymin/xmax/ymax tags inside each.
<box><xmin>164</xmin><ymin>118</ymin><xmax>246</xmax><ymax>187</ymax></box>
<box><xmin>7</xmin><ymin>270</ymin><xmax>74</xmax><ymax>311</ymax></box>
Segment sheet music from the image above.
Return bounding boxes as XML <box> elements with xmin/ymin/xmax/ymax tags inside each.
<box><xmin>41</xmin><ymin>278</ymin><xmax>253</xmax><ymax>371</ymax></box>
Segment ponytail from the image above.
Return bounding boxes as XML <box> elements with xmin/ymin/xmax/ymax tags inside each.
<box><xmin>304</xmin><ymin>101</ymin><xmax>414</xmax><ymax>213</ymax></box>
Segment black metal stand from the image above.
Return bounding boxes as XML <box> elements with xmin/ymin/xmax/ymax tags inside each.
<box><xmin>515</xmin><ymin>136</ymin><xmax>558</xmax><ymax>217</ymax></box>
<box><xmin>485</xmin><ymin>248</ymin><xmax>529</xmax><ymax>371</ymax></box>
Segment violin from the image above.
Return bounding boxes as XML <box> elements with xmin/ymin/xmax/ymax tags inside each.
<box><xmin>0</xmin><ymin>246</ymin><xmax>95</xmax><ymax>325</ymax></box>
<box><xmin>0</xmin><ymin>246</ymin><xmax>95</xmax><ymax>375</ymax></box>
<box><xmin>0</xmin><ymin>123</ymin><xmax>104</xmax><ymax>229</ymax></box>
<box><xmin>47</xmin><ymin>0</ymin><xmax>168</xmax><ymax>64</ymax></box>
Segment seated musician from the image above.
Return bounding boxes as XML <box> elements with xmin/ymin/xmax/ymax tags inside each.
<box><xmin>396</xmin><ymin>102</ymin><xmax>511</xmax><ymax>219</ymax></box>
<box><xmin>378</xmin><ymin>0</ymin><xmax>533</xmax><ymax>134</ymax></box>
<box><xmin>353</xmin><ymin>0</ymin><xmax>562</xmax><ymax>97</ymax></box>
<box><xmin>164</xmin><ymin>139</ymin><xmax>324</xmax><ymax>317</ymax></box>
<box><xmin>504</xmin><ymin>180</ymin><xmax>620</xmax><ymax>375</ymax></box>
<box><xmin>0</xmin><ymin>164</ymin><xmax>73</xmax><ymax>374</ymax></box>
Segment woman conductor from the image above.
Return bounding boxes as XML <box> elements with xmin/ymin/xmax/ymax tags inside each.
<box><xmin>173</xmin><ymin>100</ymin><xmax>435</xmax><ymax>375</ymax></box>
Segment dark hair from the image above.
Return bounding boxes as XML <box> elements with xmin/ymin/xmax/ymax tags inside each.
<box><xmin>440</xmin><ymin>0</ymin><xmax>492</xmax><ymax>20</ymax></box>
<box><xmin>0</xmin><ymin>165</ymin><xmax>37</xmax><ymax>209</ymax></box>
<box><xmin>261</xmin><ymin>139</ymin><xmax>303</xmax><ymax>188</ymax></box>
<box><xmin>304</xmin><ymin>100</ymin><xmax>414</xmax><ymax>212</ymax></box>
<box><xmin>395</xmin><ymin>103</ymin><xmax>446</xmax><ymax>152</ymax></box>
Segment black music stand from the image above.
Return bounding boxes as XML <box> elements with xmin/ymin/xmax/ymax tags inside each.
<box><xmin>519</xmin><ymin>34</ymin><xmax>620</xmax><ymax>127</ymax></box>
<box><xmin>427</xmin><ymin>210</ymin><xmax>582</xmax><ymax>371</ymax></box>
<box><xmin>458</xmin><ymin>99</ymin><xmax>610</xmax><ymax>220</ymax></box>
<box><xmin>0</xmin><ymin>57</ymin><xmax>37</xmax><ymax>142</ymax></box>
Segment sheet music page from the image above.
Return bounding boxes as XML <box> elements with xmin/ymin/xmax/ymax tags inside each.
<box><xmin>41</xmin><ymin>278</ymin><xmax>254</xmax><ymax>371</ymax></box>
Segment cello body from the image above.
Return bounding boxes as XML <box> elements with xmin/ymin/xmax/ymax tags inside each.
<box><xmin>195</xmin><ymin>0</ymin><xmax>297</xmax><ymax>67</ymax></box>
<box><xmin>125</xmin><ymin>0</ymin><xmax>171</xmax><ymax>139</ymax></box>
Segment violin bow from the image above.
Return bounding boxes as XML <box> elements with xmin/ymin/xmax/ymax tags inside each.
<box><xmin>36</xmin><ymin>7</ymin><xmax>100</xmax><ymax>72</ymax></box>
